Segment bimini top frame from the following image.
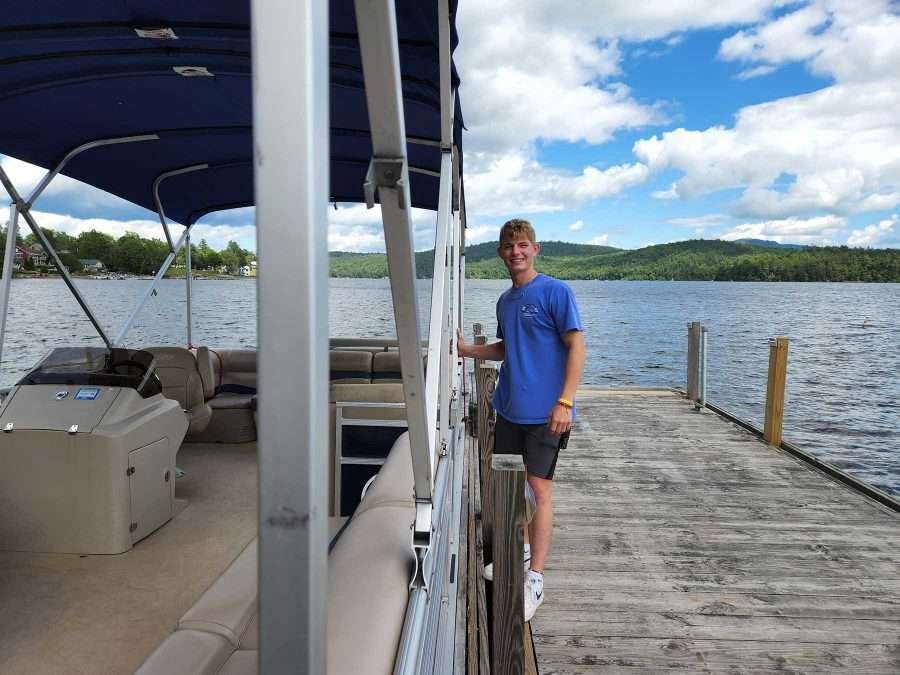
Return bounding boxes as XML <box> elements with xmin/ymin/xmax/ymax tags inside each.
<box><xmin>0</xmin><ymin>2</ymin><xmax>465</xmax><ymax>672</ymax></box>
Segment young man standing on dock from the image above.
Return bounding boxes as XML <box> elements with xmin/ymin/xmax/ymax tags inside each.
<box><xmin>457</xmin><ymin>218</ymin><xmax>586</xmax><ymax>620</ymax></box>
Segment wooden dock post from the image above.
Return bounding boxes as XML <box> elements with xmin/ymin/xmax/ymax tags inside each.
<box><xmin>474</xmin><ymin>324</ymin><xmax>497</xmax><ymax>556</ymax></box>
<box><xmin>491</xmin><ymin>454</ymin><xmax>526</xmax><ymax>675</ymax></box>
<box><xmin>764</xmin><ymin>336</ymin><xmax>789</xmax><ymax>446</ymax></box>
<box><xmin>686</xmin><ymin>321</ymin><xmax>702</xmax><ymax>403</ymax></box>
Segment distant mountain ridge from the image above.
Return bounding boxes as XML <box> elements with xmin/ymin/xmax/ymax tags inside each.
<box><xmin>329</xmin><ymin>238</ymin><xmax>900</xmax><ymax>282</ymax></box>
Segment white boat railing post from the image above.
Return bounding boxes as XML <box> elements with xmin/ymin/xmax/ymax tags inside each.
<box><xmin>185</xmin><ymin>230</ymin><xmax>193</xmax><ymax>348</ymax></box>
<box><xmin>0</xmin><ymin>165</ymin><xmax>112</xmax><ymax>347</ymax></box>
<box><xmin>426</xmin><ymin>152</ymin><xmax>453</xmax><ymax>459</ymax></box>
<box><xmin>252</xmin><ymin>0</ymin><xmax>329</xmax><ymax>673</ymax></box>
<box><xmin>0</xmin><ymin>202</ymin><xmax>18</xmax><ymax>373</ymax></box>
<box><xmin>354</xmin><ymin>0</ymin><xmax>435</xmax><ymax>550</ymax></box>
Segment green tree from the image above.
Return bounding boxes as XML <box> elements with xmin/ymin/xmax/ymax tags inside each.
<box><xmin>76</xmin><ymin>230</ymin><xmax>116</xmax><ymax>264</ymax></box>
<box><xmin>220</xmin><ymin>240</ymin><xmax>248</xmax><ymax>274</ymax></box>
<box><xmin>58</xmin><ymin>251</ymin><xmax>83</xmax><ymax>273</ymax></box>
<box><xmin>114</xmin><ymin>232</ymin><xmax>146</xmax><ymax>273</ymax></box>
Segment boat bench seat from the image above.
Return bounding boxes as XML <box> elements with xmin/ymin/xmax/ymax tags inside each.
<box><xmin>188</xmin><ymin>348</ymin><xmax>407</xmax><ymax>444</ymax></box>
<box><xmin>189</xmin><ymin>349</ymin><xmax>258</xmax><ymax>443</ymax></box>
<box><xmin>136</xmin><ymin>434</ymin><xmax>415</xmax><ymax>675</ymax></box>
<box><xmin>145</xmin><ymin>346</ymin><xmax>212</xmax><ymax>435</ymax></box>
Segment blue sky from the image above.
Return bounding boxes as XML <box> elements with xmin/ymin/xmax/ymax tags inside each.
<box><xmin>2</xmin><ymin>1</ymin><xmax>898</xmax><ymax>252</ymax></box>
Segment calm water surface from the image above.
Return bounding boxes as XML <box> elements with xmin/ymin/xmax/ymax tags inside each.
<box><xmin>2</xmin><ymin>278</ymin><xmax>898</xmax><ymax>494</ymax></box>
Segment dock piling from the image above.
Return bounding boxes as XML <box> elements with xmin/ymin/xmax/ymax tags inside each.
<box><xmin>687</xmin><ymin>321</ymin><xmax>709</xmax><ymax>408</ymax></box>
<box><xmin>491</xmin><ymin>454</ymin><xmax>526</xmax><ymax>675</ymax></box>
<box><xmin>473</xmin><ymin>324</ymin><xmax>497</xmax><ymax>555</ymax></box>
<box><xmin>763</xmin><ymin>336</ymin><xmax>790</xmax><ymax>446</ymax></box>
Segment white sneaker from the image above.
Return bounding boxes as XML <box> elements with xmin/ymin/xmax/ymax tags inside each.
<box><xmin>524</xmin><ymin>571</ymin><xmax>544</xmax><ymax>622</ymax></box>
<box><xmin>483</xmin><ymin>551</ymin><xmax>531</xmax><ymax>581</ymax></box>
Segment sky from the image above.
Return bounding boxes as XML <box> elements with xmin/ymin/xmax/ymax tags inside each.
<box><xmin>2</xmin><ymin>0</ymin><xmax>899</xmax><ymax>253</ymax></box>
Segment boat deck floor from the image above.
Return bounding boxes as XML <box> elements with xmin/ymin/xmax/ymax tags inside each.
<box><xmin>0</xmin><ymin>441</ymin><xmax>258</xmax><ymax>675</ymax></box>
<box><xmin>533</xmin><ymin>389</ymin><xmax>900</xmax><ymax>673</ymax></box>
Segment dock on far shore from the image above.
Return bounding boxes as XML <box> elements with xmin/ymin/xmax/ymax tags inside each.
<box><xmin>532</xmin><ymin>388</ymin><xmax>900</xmax><ymax>673</ymax></box>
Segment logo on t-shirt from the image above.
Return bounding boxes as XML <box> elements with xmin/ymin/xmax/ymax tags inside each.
<box><xmin>521</xmin><ymin>303</ymin><xmax>539</xmax><ymax>319</ymax></box>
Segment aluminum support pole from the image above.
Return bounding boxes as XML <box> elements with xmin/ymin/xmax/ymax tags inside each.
<box><xmin>438</xmin><ymin>203</ymin><xmax>452</xmax><ymax>450</ymax></box>
<box><xmin>438</xmin><ymin>0</ymin><xmax>453</xmax><ymax>148</ymax></box>
<box><xmin>185</xmin><ymin>230</ymin><xmax>193</xmax><ymax>348</ymax></box>
<box><xmin>425</xmin><ymin>152</ymin><xmax>452</xmax><ymax>459</ymax></box>
<box><xmin>0</xmin><ymin>203</ymin><xmax>18</xmax><ymax>372</ymax></box>
<box><xmin>0</xmin><ymin>165</ymin><xmax>111</xmax><ymax>347</ymax></box>
<box><xmin>355</xmin><ymin>0</ymin><xmax>433</xmax><ymax>501</ymax></box>
<box><xmin>450</xmin><ymin>210</ymin><xmax>461</xmax><ymax>395</ymax></box>
<box><xmin>113</xmin><ymin>227</ymin><xmax>191</xmax><ymax>346</ymax></box>
<box><xmin>152</xmin><ymin>164</ymin><xmax>208</xmax><ymax>253</ymax></box>
<box><xmin>26</xmin><ymin>134</ymin><xmax>158</xmax><ymax>207</ymax></box>
<box><xmin>252</xmin><ymin>0</ymin><xmax>329</xmax><ymax>673</ymax></box>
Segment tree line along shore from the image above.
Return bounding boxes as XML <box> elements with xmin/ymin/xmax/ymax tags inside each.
<box><xmin>331</xmin><ymin>239</ymin><xmax>900</xmax><ymax>282</ymax></box>
<box><xmin>1</xmin><ymin>226</ymin><xmax>254</xmax><ymax>276</ymax></box>
<box><xmin>3</xmin><ymin>228</ymin><xmax>898</xmax><ymax>281</ymax></box>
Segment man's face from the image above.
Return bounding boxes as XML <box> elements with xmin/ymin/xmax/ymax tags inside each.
<box><xmin>497</xmin><ymin>234</ymin><xmax>540</xmax><ymax>275</ymax></box>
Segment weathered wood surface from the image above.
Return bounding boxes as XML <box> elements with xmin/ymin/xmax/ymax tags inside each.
<box><xmin>476</xmin><ymin>358</ymin><xmax>498</xmax><ymax>560</ymax></box>
<box><xmin>532</xmin><ymin>390</ymin><xmax>900</xmax><ymax>674</ymax></box>
<box><xmin>492</xmin><ymin>454</ymin><xmax>526</xmax><ymax>675</ymax></box>
<box><xmin>764</xmin><ymin>336</ymin><xmax>790</xmax><ymax>446</ymax></box>
<box><xmin>473</xmin><ymin>432</ymin><xmax>492</xmax><ymax>675</ymax></box>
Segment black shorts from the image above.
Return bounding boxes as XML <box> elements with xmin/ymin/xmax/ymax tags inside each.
<box><xmin>494</xmin><ymin>414</ymin><xmax>563</xmax><ymax>480</ymax></box>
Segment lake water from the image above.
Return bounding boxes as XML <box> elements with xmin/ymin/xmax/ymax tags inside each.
<box><xmin>2</xmin><ymin>277</ymin><xmax>898</xmax><ymax>495</ymax></box>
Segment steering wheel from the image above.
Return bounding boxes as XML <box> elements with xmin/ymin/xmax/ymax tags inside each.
<box><xmin>107</xmin><ymin>358</ymin><xmax>151</xmax><ymax>376</ymax></box>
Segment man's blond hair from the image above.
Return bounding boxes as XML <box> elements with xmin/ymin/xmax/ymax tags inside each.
<box><xmin>499</xmin><ymin>218</ymin><xmax>536</xmax><ymax>244</ymax></box>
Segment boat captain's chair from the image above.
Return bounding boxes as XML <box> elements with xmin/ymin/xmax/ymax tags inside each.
<box><xmin>144</xmin><ymin>346</ymin><xmax>212</xmax><ymax>435</ymax></box>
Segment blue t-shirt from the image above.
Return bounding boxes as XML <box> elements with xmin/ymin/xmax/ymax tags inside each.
<box><xmin>492</xmin><ymin>274</ymin><xmax>583</xmax><ymax>424</ymax></box>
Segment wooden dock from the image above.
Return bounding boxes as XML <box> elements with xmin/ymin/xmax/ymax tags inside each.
<box><xmin>532</xmin><ymin>389</ymin><xmax>900</xmax><ymax>673</ymax></box>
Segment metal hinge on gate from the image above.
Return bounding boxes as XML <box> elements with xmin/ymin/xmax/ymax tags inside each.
<box><xmin>126</xmin><ymin>466</ymin><xmax>135</xmax><ymax>476</ymax></box>
<box><xmin>129</xmin><ymin>522</ymin><xmax>138</xmax><ymax>533</ymax></box>
<box><xmin>409</xmin><ymin>499</ymin><xmax>433</xmax><ymax>591</ymax></box>
<box><xmin>364</xmin><ymin>157</ymin><xmax>407</xmax><ymax>210</ymax></box>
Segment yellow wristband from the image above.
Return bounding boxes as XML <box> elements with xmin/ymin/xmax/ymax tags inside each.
<box><xmin>557</xmin><ymin>398</ymin><xmax>573</xmax><ymax>408</ymax></box>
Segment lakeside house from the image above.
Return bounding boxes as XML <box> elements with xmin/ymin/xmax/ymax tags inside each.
<box><xmin>12</xmin><ymin>243</ymin><xmax>48</xmax><ymax>269</ymax></box>
<box><xmin>79</xmin><ymin>258</ymin><xmax>105</xmax><ymax>273</ymax></box>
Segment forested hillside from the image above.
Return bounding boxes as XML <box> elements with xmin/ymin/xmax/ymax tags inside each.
<box><xmin>330</xmin><ymin>239</ymin><xmax>900</xmax><ymax>282</ymax></box>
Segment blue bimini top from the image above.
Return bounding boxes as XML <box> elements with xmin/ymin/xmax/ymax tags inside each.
<box><xmin>492</xmin><ymin>274</ymin><xmax>583</xmax><ymax>425</ymax></box>
<box><xmin>0</xmin><ymin>1</ymin><xmax>464</xmax><ymax>224</ymax></box>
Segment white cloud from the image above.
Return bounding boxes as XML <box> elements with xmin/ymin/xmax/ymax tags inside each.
<box><xmin>651</xmin><ymin>183</ymin><xmax>679</xmax><ymax>200</ymax></box>
<box><xmin>464</xmin><ymin>224</ymin><xmax>499</xmax><ymax>246</ymax></box>
<box><xmin>735</xmin><ymin>64</ymin><xmax>777</xmax><ymax>80</ymax></box>
<box><xmin>847</xmin><ymin>214</ymin><xmax>898</xmax><ymax>247</ymax></box>
<box><xmin>719</xmin><ymin>1</ymin><xmax>900</xmax><ymax>84</ymax></box>
<box><xmin>667</xmin><ymin>214</ymin><xmax>729</xmax><ymax>227</ymax></box>
<box><xmin>719</xmin><ymin>215</ymin><xmax>847</xmax><ymax>244</ymax></box>
<box><xmin>26</xmin><ymin>210</ymin><xmax>258</xmax><ymax>251</ymax></box>
<box><xmin>488</xmin><ymin>2</ymin><xmax>785</xmax><ymax>43</ymax></box>
<box><xmin>632</xmin><ymin>2</ymin><xmax>900</xmax><ymax>223</ymax></box>
<box><xmin>1</xmin><ymin>156</ymin><xmax>141</xmax><ymax>212</ymax></box>
<box><xmin>326</xmin><ymin>203</ymin><xmax>438</xmax><ymax>252</ymax></box>
<box><xmin>30</xmin><ymin>210</ymin><xmax>179</xmax><ymax>241</ymax></box>
<box><xmin>588</xmin><ymin>234</ymin><xmax>610</xmax><ymax>246</ymax></box>
<box><xmin>568</xmin><ymin>220</ymin><xmax>585</xmax><ymax>231</ymax></box>
<box><xmin>465</xmin><ymin>151</ymin><xmax>649</xmax><ymax>217</ymax></box>
<box><xmin>634</xmin><ymin>80</ymin><xmax>900</xmax><ymax>218</ymax></box>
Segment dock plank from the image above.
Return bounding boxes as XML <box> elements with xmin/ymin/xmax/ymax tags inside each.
<box><xmin>532</xmin><ymin>391</ymin><xmax>900</xmax><ymax>673</ymax></box>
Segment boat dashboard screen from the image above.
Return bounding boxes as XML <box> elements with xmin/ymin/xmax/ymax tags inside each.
<box><xmin>17</xmin><ymin>347</ymin><xmax>162</xmax><ymax>398</ymax></box>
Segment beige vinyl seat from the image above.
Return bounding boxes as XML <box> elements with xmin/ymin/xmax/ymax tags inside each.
<box><xmin>136</xmin><ymin>434</ymin><xmax>415</xmax><ymax>675</ymax></box>
<box><xmin>190</xmin><ymin>349</ymin><xmax>257</xmax><ymax>443</ymax></box>
<box><xmin>145</xmin><ymin>346</ymin><xmax>212</xmax><ymax>435</ymax></box>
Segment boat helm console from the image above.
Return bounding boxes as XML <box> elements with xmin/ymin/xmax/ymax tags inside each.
<box><xmin>0</xmin><ymin>347</ymin><xmax>189</xmax><ymax>554</ymax></box>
